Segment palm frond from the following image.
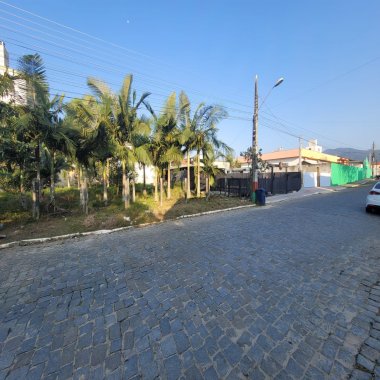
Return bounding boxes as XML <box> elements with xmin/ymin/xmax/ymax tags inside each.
<box><xmin>120</xmin><ymin>74</ymin><xmax>132</xmax><ymax>105</ymax></box>
<box><xmin>87</xmin><ymin>77</ymin><xmax>113</xmax><ymax>100</ymax></box>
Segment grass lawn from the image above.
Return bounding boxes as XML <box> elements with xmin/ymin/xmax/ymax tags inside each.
<box><xmin>0</xmin><ymin>185</ymin><xmax>251</xmax><ymax>244</ymax></box>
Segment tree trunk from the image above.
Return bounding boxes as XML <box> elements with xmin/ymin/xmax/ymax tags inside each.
<box><xmin>32</xmin><ymin>178</ymin><xmax>39</xmax><ymax>220</ymax></box>
<box><xmin>160</xmin><ymin>177</ymin><xmax>163</xmax><ymax>206</ymax></box>
<box><xmin>50</xmin><ymin>151</ymin><xmax>56</xmax><ymax>211</ymax></box>
<box><xmin>143</xmin><ymin>164</ymin><xmax>147</xmax><ymax>196</ymax></box>
<box><xmin>77</xmin><ymin>166</ymin><xmax>81</xmax><ymax>190</ymax></box>
<box><xmin>131</xmin><ymin>180</ymin><xmax>136</xmax><ymax>203</ymax></box>
<box><xmin>78</xmin><ymin>167</ymin><xmax>88</xmax><ymax>215</ymax></box>
<box><xmin>83</xmin><ymin>176</ymin><xmax>88</xmax><ymax>215</ymax></box>
<box><xmin>79</xmin><ymin>167</ymin><xmax>83</xmax><ymax>207</ymax></box>
<box><xmin>206</xmin><ymin>176</ymin><xmax>211</xmax><ymax>201</ymax></box>
<box><xmin>103</xmin><ymin>162</ymin><xmax>108</xmax><ymax>205</ymax></box>
<box><xmin>154</xmin><ymin>167</ymin><xmax>159</xmax><ymax>202</ymax></box>
<box><xmin>167</xmin><ymin>162</ymin><xmax>171</xmax><ymax>200</ymax></box>
<box><xmin>197</xmin><ymin>152</ymin><xmax>201</xmax><ymax>198</ymax></box>
<box><xmin>187</xmin><ymin>151</ymin><xmax>191</xmax><ymax>199</ymax></box>
<box><xmin>19</xmin><ymin>164</ymin><xmax>27</xmax><ymax>210</ymax></box>
<box><xmin>80</xmin><ymin>168</ymin><xmax>89</xmax><ymax>215</ymax></box>
<box><xmin>106</xmin><ymin>158</ymin><xmax>110</xmax><ymax>188</ymax></box>
<box><xmin>122</xmin><ymin>160</ymin><xmax>130</xmax><ymax>209</ymax></box>
<box><xmin>33</xmin><ymin>142</ymin><xmax>41</xmax><ymax>220</ymax></box>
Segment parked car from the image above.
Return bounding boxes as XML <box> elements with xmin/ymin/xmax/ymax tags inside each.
<box><xmin>366</xmin><ymin>181</ymin><xmax>380</xmax><ymax>213</ymax></box>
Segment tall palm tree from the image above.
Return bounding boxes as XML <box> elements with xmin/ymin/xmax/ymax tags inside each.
<box><xmin>85</xmin><ymin>77</ymin><xmax>118</xmax><ymax>206</ymax></box>
<box><xmin>116</xmin><ymin>75</ymin><xmax>151</xmax><ymax>209</ymax></box>
<box><xmin>16</xmin><ymin>54</ymin><xmax>53</xmax><ymax>219</ymax></box>
<box><xmin>178</xmin><ymin>93</ymin><xmax>229</xmax><ymax>198</ymax></box>
<box><xmin>178</xmin><ymin>92</ymin><xmax>192</xmax><ymax>199</ymax></box>
<box><xmin>65</xmin><ymin>96</ymin><xmax>98</xmax><ymax>214</ymax></box>
<box><xmin>150</xmin><ymin>93</ymin><xmax>184</xmax><ymax>201</ymax></box>
<box><xmin>43</xmin><ymin>114</ymin><xmax>76</xmax><ymax>209</ymax></box>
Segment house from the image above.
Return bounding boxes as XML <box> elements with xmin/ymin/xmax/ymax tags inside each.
<box><xmin>371</xmin><ymin>162</ymin><xmax>380</xmax><ymax>178</ymax></box>
<box><xmin>261</xmin><ymin>140</ymin><xmax>346</xmax><ymax>187</ymax></box>
<box><xmin>234</xmin><ymin>140</ymin><xmax>365</xmax><ymax>188</ymax></box>
<box><xmin>133</xmin><ymin>156</ymin><xmax>231</xmax><ymax>189</ymax></box>
<box><xmin>0</xmin><ymin>41</ymin><xmax>27</xmax><ymax>105</ymax></box>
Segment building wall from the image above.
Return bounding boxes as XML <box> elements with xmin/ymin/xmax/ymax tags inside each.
<box><xmin>134</xmin><ymin>164</ymin><xmax>155</xmax><ymax>185</ymax></box>
<box><xmin>331</xmin><ymin>162</ymin><xmax>371</xmax><ymax>186</ymax></box>
<box><xmin>320</xmin><ymin>173</ymin><xmax>331</xmax><ymax>186</ymax></box>
<box><xmin>303</xmin><ymin>172</ymin><xmax>317</xmax><ymax>188</ymax></box>
<box><xmin>0</xmin><ymin>66</ymin><xmax>27</xmax><ymax>105</ymax></box>
<box><xmin>0</xmin><ymin>42</ymin><xmax>27</xmax><ymax>105</ymax></box>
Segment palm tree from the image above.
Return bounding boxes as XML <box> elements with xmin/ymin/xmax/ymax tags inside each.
<box><xmin>150</xmin><ymin>93</ymin><xmax>184</xmax><ymax>201</ymax></box>
<box><xmin>178</xmin><ymin>94</ymin><xmax>229</xmax><ymax>198</ymax></box>
<box><xmin>178</xmin><ymin>92</ymin><xmax>192</xmax><ymax>199</ymax></box>
<box><xmin>85</xmin><ymin>77</ymin><xmax>119</xmax><ymax>206</ymax></box>
<box><xmin>65</xmin><ymin>96</ymin><xmax>98</xmax><ymax>214</ymax></box>
<box><xmin>16</xmin><ymin>54</ymin><xmax>52</xmax><ymax>219</ymax></box>
<box><xmin>43</xmin><ymin>114</ymin><xmax>76</xmax><ymax>210</ymax></box>
<box><xmin>116</xmin><ymin>75</ymin><xmax>151</xmax><ymax>209</ymax></box>
<box><xmin>201</xmin><ymin>150</ymin><xmax>227</xmax><ymax>200</ymax></box>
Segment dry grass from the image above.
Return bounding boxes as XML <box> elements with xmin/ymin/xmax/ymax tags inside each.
<box><xmin>0</xmin><ymin>187</ymin><xmax>250</xmax><ymax>243</ymax></box>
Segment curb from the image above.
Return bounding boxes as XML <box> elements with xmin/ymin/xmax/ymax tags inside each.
<box><xmin>0</xmin><ymin>182</ymin><xmax>366</xmax><ymax>250</ymax></box>
<box><xmin>0</xmin><ymin>204</ymin><xmax>256</xmax><ymax>250</ymax></box>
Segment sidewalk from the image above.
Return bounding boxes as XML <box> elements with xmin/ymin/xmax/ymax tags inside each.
<box><xmin>266</xmin><ymin>186</ymin><xmax>345</xmax><ymax>204</ymax></box>
<box><xmin>266</xmin><ymin>179</ymin><xmax>372</xmax><ymax>205</ymax></box>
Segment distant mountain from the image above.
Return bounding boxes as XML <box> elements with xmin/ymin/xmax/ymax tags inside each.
<box><xmin>323</xmin><ymin>148</ymin><xmax>380</xmax><ymax>162</ymax></box>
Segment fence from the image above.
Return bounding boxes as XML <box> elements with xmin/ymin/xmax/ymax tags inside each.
<box><xmin>331</xmin><ymin>160</ymin><xmax>372</xmax><ymax>186</ymax></box>
<box><xmin>212</xmin><ymin>172</ymin><xmax>302</xmax><ymax>197</ymax></box>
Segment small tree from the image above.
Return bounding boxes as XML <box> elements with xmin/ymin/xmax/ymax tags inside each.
<box><xmin>240</xmin><ymin>147</ymin><xmax>269</xmax><ymax>173</ymax></box>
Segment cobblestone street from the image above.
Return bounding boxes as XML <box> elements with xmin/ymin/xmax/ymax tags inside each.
<box><xmin>0</xmin><ymin>185</ymin><xmax>379</xmax><ymax>379</ymax></box>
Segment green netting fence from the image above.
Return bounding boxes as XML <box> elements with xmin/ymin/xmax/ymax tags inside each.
<box><xmin>331</xmin><ymin>159</ymin><xmax>372</xmax><ymax>186</ymax></box>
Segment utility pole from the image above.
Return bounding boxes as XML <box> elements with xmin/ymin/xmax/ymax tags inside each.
<box><xmin>251</xmin><ymin>76</ymin><xmax>284</xmax><ymax>203</ymax></box>
<box><xmin>251</xmin><ymin>76</ymin><xmax>259</xmax><ymax>202</ymax></box>
<box><xmin>299</xmin><ymin>136</ymin><xmax>303</xmax><ymax>188</ymax></box>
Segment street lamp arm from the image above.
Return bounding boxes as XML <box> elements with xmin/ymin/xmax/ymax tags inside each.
<box><xmin>259</xmin><ymin>77</ymin><xmax>284</xmax><ymax>110</ymax></box>
<box><xmin>273</xmin><ymin>77</ymin><xmax>284</xmax><ymax>88</ymax></box>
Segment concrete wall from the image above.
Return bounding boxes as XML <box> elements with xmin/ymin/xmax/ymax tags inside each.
<box><xmin>320</xmin><ymin>173</ymin><xmax>331</xmax><ymax>186</ymax></box>
<box><xmin>303</xmin><ymin>172</ymin><xmax>317</xmax><ymax>188</ymax></box>
<box><xmin>0</xmin><ymin>66</ymin><xmax>27</xmax><ymax>105</ymax></box>
<box><xmin>134</xmin><ymin>164</ymin><xmax>155</xmax><ymax>185</ymax></box>
<box><xmin>303</xmin><ymin>172</ymin><xmax>331</xmax><ymax>187</ymax></box>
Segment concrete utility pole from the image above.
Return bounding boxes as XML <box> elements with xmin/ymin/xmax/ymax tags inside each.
<box><xmin>299</xmin><ymin>136</ymin><xmax>303</xmax><ymax>188</ymax></box>
<box><xmin>251</xmin><ymin>76</ymin><xmax>259</xmax><ymax>202</ymax></box>
<box><xmin>251</xmin><ymin>76</ymin><xmax>284</xmax><ymax>202</ymax></box>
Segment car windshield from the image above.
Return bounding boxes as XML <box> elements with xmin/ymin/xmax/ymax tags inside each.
<box><xmin>375</xmin><ymin>183</ymin><xmax>380</xmax><ymax>189</ymax></box>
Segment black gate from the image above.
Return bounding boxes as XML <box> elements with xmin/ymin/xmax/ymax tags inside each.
<box><xmin>212</xmin><ymin>172</ymin><xmax>302</xmax><ymax>197</ymax></box>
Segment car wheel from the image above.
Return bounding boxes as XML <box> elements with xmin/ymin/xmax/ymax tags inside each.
<box><xmin>366</xmin><ymin>206</ymin><xmax>371</xmax><ymax>213</ymax></box>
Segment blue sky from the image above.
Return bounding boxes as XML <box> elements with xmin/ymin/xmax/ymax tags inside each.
<box><xmin>1</xmin><ymin>0</ymin><xmax>379</xmax><ymax>156</ymax></box>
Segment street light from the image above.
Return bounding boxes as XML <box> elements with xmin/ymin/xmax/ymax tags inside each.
<box><xmin>251</xmin><ymin>75</ymin><xmax>284</xmax><ymax>202</ymax></box>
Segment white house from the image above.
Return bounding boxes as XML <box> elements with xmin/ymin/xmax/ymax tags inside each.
<box><xmin>0</xmin><ymin>41</ymin><xmax>27</xmax><ymax>105</ymax></box>
<box><xmin>236</xmin><ymin>140</ymin><xmax>347</xmax><ymax>188</ymax></box>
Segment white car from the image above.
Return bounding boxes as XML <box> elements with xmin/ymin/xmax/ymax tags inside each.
<box><xmin>366</xmin><ymin>182</ymin><xmax>380</xmax><ymax>213</ymax></box>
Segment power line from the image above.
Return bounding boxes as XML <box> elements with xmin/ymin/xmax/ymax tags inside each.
<box><xmin>1</xmin><ymin>2</ymin><xmax>374</xmax><ymax>152</ymax></box>
<box><xmin>0</xmin><ymin>2</ymin><xmax>256</xmax><ymax>111</ymax></box>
